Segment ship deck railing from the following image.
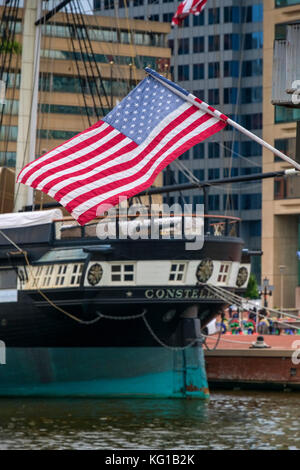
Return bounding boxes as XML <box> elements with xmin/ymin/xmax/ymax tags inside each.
<box><xmin>53</xmin><ymin>214</ymin><xmax>241</xmax><ymax>241</ymax></box>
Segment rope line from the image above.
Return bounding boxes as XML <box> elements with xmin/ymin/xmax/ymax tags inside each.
<box><xmin>0</xmin><ymin>228</ymin><xmax>101</xmax><ymax>324</ymax></box>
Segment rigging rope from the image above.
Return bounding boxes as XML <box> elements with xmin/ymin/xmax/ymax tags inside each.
<box><xmin>69</xmin><ymin>1</ymin><xmax>99</xmax><ymax>120</ymax></box>
<box><xmin>0</xmin><ymin>227</ymin><xmax>206</xmax><ymax>349</ymax></box>
<box><xmin>203</xmin><ymin>283</ymin><xmax>300</xmax><ymax>331</ymax></box>
<box><xmin>65</xmin><ymin>7</ymin><xmax>92</xmax><ymax>127</ymax></box>
<box><xmin>75</xmin><ymin>0</ymin><xmax>110</xmax><ymax>112</ymax></box>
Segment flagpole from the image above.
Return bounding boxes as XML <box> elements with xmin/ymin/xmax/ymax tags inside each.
<box><xmin>145</xmin><ymin>68</ymin><xmax>300</xmax><ymax>171</ymax></box>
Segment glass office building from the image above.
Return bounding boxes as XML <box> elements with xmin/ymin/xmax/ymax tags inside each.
<box><xmin>95</xmin><ymin>0</ymin><xmax>263</xmax><ymax>277</ymax></box>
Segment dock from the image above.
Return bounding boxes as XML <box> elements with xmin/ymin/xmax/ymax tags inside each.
<box><xmin>204</xmin><ymin>335</ymin><xmax>300</xmax><ymax>391</ymax></box>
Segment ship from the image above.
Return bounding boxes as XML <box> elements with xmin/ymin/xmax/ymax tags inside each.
<box><xmin>0</xmin><ymin>1</ymin><xmax>291</xmax><ymax>398</ymax></box>
<box><xmin>0</xmin><ymin>201</ymin><xmax>251</xmax><ymax>397</ymax></box>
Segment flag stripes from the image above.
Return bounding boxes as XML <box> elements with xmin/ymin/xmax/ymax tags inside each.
<box><xmin>17</xmin><ymin>73</ymin><xmax>227</xmax><ymax>225</ymax></box>
<box><xmin>172</xmin><ymin>0</ymin><xmax>208</xmax><ymax>26</ymax></box>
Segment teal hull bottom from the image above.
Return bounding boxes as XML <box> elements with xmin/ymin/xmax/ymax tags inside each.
<box><xmin>0</xmin><ymin>347</ymin><xmax>209</xmax><ymax>399</ymax></box>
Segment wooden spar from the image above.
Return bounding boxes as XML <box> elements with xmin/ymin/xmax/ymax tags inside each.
<box><xmin>145</xmin><ymin>68</ymin><xmax>300</xmax><ymax>171</ymax></box>
<box><xmin>138</xmin><ymin>169</ymin><xmax>299</xmax><ymax>196</ymax></box>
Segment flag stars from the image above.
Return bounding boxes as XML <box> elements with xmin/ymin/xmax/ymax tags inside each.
<box><xmin>104</xmin><ymin>76</ymin><xmax>185</xmax><ymax>145</ymax></box>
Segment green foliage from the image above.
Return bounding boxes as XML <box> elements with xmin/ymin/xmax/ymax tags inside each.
<box><xmin>0</xmin><ymin>39</ymin><xmax>22</xmax><ymax>55</ymax></box>
<box><xmin>245</xmin><ymin>273</ymin><xmax>260</xmax><ymax>299</ymax></box>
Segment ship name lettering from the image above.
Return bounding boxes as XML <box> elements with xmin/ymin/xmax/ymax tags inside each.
<box><xmin>144</xmin><ymin>288</ymin><xmax>212</xmax><ymax>300</ymax></box>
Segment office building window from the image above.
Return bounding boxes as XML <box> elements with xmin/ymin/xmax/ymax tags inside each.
<box><xmin>240</xmin><ymin>141</ymin><xmax>261</xmax><ymax>157</ymax></box>
<box><xmin>193</xmin><ymin>36</ymin><xmax>204</xmax><ymax>53</ymax></box>
<box><xmin>224</xmin><ymin>6</ymin><xmax>240</xmax><ymax>23</ymax></box>
<box><xmin>224</xmin><ymin>33</ymin><xmax>239</xmax><ymax>51</ymax></box>
<box><xmin>178</xmin><ymin>38</ymin><xmax>189</xmax><ymax>55</ymax></box>
<box><xmin>275</xmin><ymin>106</ymin><xmax>300</xmax><ymax>123</ymax></box>
<box><xmin>224</xmin><ymin>87</ymin><xmax>238</xmax><ymax>104</ymax></box>
<box><xmin>208</xmin><ymin>62</ymin><xmax>220</xmax><ymax>78</ymax></box>
<box><xmin>178</xmin><ymin>172</ymin><xmax>189</xmax><ymax>184</ymax></box>
<box><xmin>178</xmin><ymin>64</ymin><xmax>189</xmax><ymax>81</ymax></box>
<box><xmin>208</xmin><ymin>7</ymin><xmax>220</xmax><ymax>24</ymax></box>
<box><xmin>223</xmin><ymin>167</ymin><xmax>239</xmax><ymax>177</ymax></box>
<box><xmin>193</xmin><ymin>89</ymin><xmax>205</xmax><ymax>100</ymax></box>
<box><xmin>240</xmin><ymin>113</ymin><xmax>262</xmax><ymax>130</ymax></box>
<box><xmin>148</xmin><ymin>14</ymin><xmax>159</xmax><ymax>21</ymax></box>
<box><xmin>193</xmin><ymin>10</ymin><xmax>205</xmax><ymax>26</ymax></box>
<box><xmin>274</xmin><ymin>138</ymin><xmax>296</xmax><ymax>161</ymax></box>
<box><xmin>244</xmin><ymin>32</ymin><xmax>263</xmax><ymax>49</ymax></box>
<box><xmin>249</xmin><ymin>220</ymin><xmax>261</xmax><ymax>237</ymax></box>
<box><xmin>168</xmin><ymin>39</ymin><xmax>174</xmax><ymax>54</ymax></box>
<box><xmin>240</xmin><ymin>167</ymin><xmax>261</xmax><ymax>175</ymax></box>
<box><xmin>182</xmin><ymin>16</ymin><xmax>189</xmax><ymax>27</ymax></box>
<box><xmin>276</xmin><ymin>0</ymin><xmax>300</xmax><ymax>5</ymax></box>
<box><xmin>208</xmin><ymin>195</ymin><xmax>220</xmax><ymax>211</ymax></box>
<box><xmin>193</xmin><ymin>63</ymin><xmax>204</xmax><ymax>80</ymax></box>
<box><xmin>193</xmin><ymin>169</ymin><xmax>205</xmax><ymax>181</ymax></box>
<box><xmin>163</xmin><ymin>13</ymin><xmax>173</xmax><ymax>22</ymax></box>
<box><xmin>134</xmin><ymin>0</ymin><xmax>144</xmax><ymax>5</ymax></box>
<box><xmin>0</xmin><ymin>151</ymin><xmax>16</xmax><ymax>167</ymax></box>
<box><xmin>208</xmin><ymin>89</ymin><xmax>219</xmax><ymax>105</ymax></box>
<box><xmin>242</xmin><ymin>5</ymin><xmax>263</xmax><ymax>22</ymax></box>
<box><xmin>223</xmin><ymin>194</ymin><xmax>239</xmax><ymax>211</ymax></box>
<box><xmin>223</xmin><ymin>141</ymin><xmax>239</xmax><ymax>158</ymax></box>
<box><xmin>208</xmin><ymin>35</ymin><xmax>220</xmax><ymax>51</ymax></box>
<box><xmin>193</xmin><ymin>195</ymin><xmax>204</xmax><ymax>206</ymax></box>
<box><xmin>104</xmin><ymin>0</ymin><xmax>114</xmax><ymax>9</ymax></box>
<box><xmin>242</xmin><ymin>59</ymin><xmax>263</xmax><ymax>77</ymax></box>
<box><xmin>208</xmin><ymin>168</ymin><xmax>220</xmax><ymax>179</ymax></box>
<box><xmin>224</xmin><ymin>61</ymin><xmax>239</xmax><ymax>77</ymax></box>
<box><xmin>193</xmin><ymin>143</ymin><xmax>205</xmax><ymax>159</ymax></box>
<box><xmin>241</xmin><ymin>194</ymin><xmax>261</xmax><ymax>210</ymax></box>
<box><xmin>193</xmin><ymin>11</ymin><xmax>205</xmax><ymax>26</ymax></box>
<box><xmin>163</xmin><ymin>169</ymin><xmax>175</xmax><ymax>186</ymax></box>
<box><xmin>179</xmin><ymin>150</ymin><xmax>189</xmax><ymax>160</ymax></box>
<box><xmin>208</xmin><ymin>142</ymin><xmax>220</xmax><ymax>158</ymax></box>
<box><xmin>241</xmin><ymin>87</ymin><xmax>263</xmax><ymax>104</ymax></box>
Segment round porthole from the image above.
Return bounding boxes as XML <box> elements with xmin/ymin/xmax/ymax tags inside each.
<box><xmin>196</xmin><ymin>259</ymin><xmax>214</xmax><ymax>283</ymax></box>
<box><xmin>87</xmin><ymin>263</ymin><xmax>103</xmax><ymax>286</ymax></box>
<box><xmin>236</xmin><ymin>266</ymin><xmax>249</xmax><ymax>287</ymax></box>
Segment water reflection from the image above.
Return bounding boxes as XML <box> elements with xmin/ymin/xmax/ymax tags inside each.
<box><xmin>0</xmin><ymin>392</ymin><xmax>299</xmax><ymax>449</ymax></box>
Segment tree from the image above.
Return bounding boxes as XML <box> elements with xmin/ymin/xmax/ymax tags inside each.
<box><xmin>0</xmin><ymin>39</ymin><xmax>22</xmax><ymax>55</ymax></box>
<box><xmin>245</xmin><ymin>273</ymin><xmax>259</xmax><ymax>299</ymax></box>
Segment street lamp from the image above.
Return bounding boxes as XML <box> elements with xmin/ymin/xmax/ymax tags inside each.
<box><xmin>279</xmin><ymin>265</ymin><xmax>286</xmax><ymax>313</ymax></box>
<box><xmin>109</xmin><ymin>60</ymin><xmax>114</xmax><ymax>110</ymax></box>
<box><xmin>258</xmin><ymin>277</ymin><xmax>274</xmax><ymax>308</ymax></box>
<box><xmin>129</xmin><ymin>62</ymin><xmax>133</xmax><ymax>92</ymax></box>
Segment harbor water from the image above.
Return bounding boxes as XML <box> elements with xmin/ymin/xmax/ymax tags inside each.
<box><xmin>0</xmin><ymin>391</ymin><xmax>299</xmax><ymax>450</ymax></box>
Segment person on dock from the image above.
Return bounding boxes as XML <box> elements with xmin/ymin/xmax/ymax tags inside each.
<box><xmin>257</xmin><ymin>309</ymin><xmax>270</xmax><ymax>334</ymax></box>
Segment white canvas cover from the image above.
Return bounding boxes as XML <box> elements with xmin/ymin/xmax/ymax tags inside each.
<box><xmin>0</xmin><ymin>209</ymin><xmax>63</xmax><ymax>229</ymax></box>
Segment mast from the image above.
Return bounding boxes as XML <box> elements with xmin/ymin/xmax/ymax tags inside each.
<box><xmin>14</xmin><ymin>0</ymin><xmax>41</xmax><ymax>212</ymax></box>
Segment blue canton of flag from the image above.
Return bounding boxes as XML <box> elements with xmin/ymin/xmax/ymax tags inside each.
<box><xmin>103</xmin><ymin>76</ymin><xmax>185</xmax><ymax>143</ymax></box>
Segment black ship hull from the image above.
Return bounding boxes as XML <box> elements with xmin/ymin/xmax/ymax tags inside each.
<box><xmin>0</xmin><ymin>216</ymin><xmax>248</xmax><ymax>398</ymax></box>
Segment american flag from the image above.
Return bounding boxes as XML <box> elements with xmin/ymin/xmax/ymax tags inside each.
<box><xmin>172</xmin><ymin>0</ymin><xmax>208</xmax><ymax>26</ymax></box>
<box><xmin>17</xmin><ymin>69</ymin><xmax>227</xmax><ymax>226</ymax></box>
